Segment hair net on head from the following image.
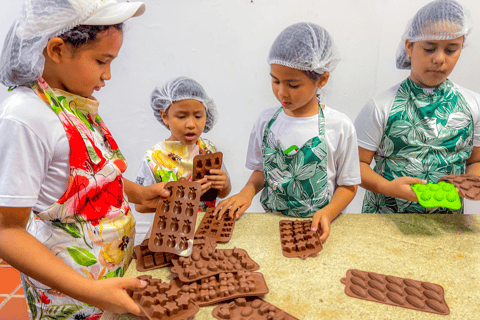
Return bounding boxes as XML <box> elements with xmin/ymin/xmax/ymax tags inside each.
<box><xmin>151</xmin><ymin>77</ymin><xmax>218</xmax><ymax>133</ymax></box>
<box><xmin>267</xmin><ymin>22</ymin><xmax>340</xmax><ymax>75</ymax></box>
<box><xmin>0</xmin><ymin>0</ymin><xmax>144</xmax><ymax>88</ymax></box>
<box><xmin>396</xmin><ymin>0</ymin><xmax>472</xmax><ymax>70</ymax></box>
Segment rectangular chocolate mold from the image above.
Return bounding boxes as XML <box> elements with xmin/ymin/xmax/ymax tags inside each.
<box><xmin>439</xmin><ymin>173</ymin><xmax>480</xmax><ymax>200</ymax></box>
<box><xmin>279</xmin><ymin>220</ymin><xmax>323</xmax><ymax>259</ymax></box>
<box><xmin>148</xmin><ymin>178</ymin><xmax>201</xmax><ymax>257</ymax></box>
<box><xmin>195</xmin><ymin>207</ymin><xmax>236</xmax><ymax>243</ymax></box>
<box><xmin>341</xmin><ymin>269</ymin><xmax>450</xmax><ymax>315</ymax></box>
<box><xmin>171</xmin><ymin>247</ymin><xmax>260</xmax><ymax>282</ymax></box>
<box><xmin>127</xmin><ymin>275</ymin><xmax>199</xmax><ymax>320</ymax></box>
<box><xmin>193</xmin><ymin>151</ymin><xmax>223</xmax><ymax>202</ymax></box>
<box><xmin>174</xmin><ymin>271</ymin><xmax>269</xmax><ymax>307</ymax></box>
<box><xmin>134</xmin><ymin>239</ymin><xmax>175</xmax><ymax>272</ymax></box>
<box><xmin>213</xmin><ymin>297</ymin><xmax>300</xmax><ymax>320</ymax></box>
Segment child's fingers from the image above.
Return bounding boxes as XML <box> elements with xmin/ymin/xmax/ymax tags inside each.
<box><xmin>311</xmin><ymin>215</ymin><xmax>321</xmax><ymax>232</ymax></box>
<box><xmin>207</xmin><ymin>169</ymin><xmax>225</xmax><ymax>176</ymax></box>
<box><xmin>319</xmin><ymin>220</ymin><xmax>330</xmax><ymax>244</ymax></box>
<box><xmin>405</xmin><ymin>177</ymin><xmax>427</xmax><ymax>185</ymax></box>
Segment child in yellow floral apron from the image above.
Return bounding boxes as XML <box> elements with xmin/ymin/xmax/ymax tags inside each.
<box><xmin>214</xmin><ymin>23</ymin><xmax>361</xmax><ymax>244</ymax></box>
<box><xmin>355</xmin><ymin>0</ymin><xmax>480</xmax><ymax>214</ymax></box>
<box><xmin>135</xmin><ymin>76</ymin><xmax>231</xmax><ymax>214</ymax></box>
<box><xmin>0</xmin><ymin>1</ymin><xmax>171</xmax><ymax>319</ymax></box>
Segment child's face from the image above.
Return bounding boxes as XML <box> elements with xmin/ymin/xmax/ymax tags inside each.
<box><xmin>51</xmin><ymin>27</ymin><xmax>124</xmax><ymax>98</ymax></box>
<box><xmin>405</xmin><ymin>36</ymin><xmax>463</xmax><ymax>88</ymax></box>
<box><xmin>270</xmin><ymin>64</ymin><xmax>327</xmax><ymax>117</ymax></box>
<box><xmin>161</xmin><ymin>99</ymin><xmax>207</xmax><ymax>146</ymax></box>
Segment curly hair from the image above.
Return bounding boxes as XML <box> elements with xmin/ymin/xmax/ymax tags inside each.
<box><xmin>58</xmin><ymin>23</ymin><xmax>124</xmax><ymax>47</ymax></box>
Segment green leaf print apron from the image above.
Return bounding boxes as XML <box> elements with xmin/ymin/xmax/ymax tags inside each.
<box><xmin>260</xmin><ymin>105</ymin><xmax>329</xmax><ymax>217</ymax></box>
<box><xmin>363</xmin><ymin>79</ymin><xmax>474</xmax><ymax>214</ymax></box>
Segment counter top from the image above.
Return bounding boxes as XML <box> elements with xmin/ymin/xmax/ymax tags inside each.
<box><xmin>101</xmin><ymin>213</ymin><xmax>480</xmax><ymax>320</ymax></box>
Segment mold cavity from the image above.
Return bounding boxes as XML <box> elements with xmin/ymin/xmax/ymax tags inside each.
<box><xmin>215</xmin><ymin>157</ymin><xmax>220</xmax><ymax>165</ymax></box>
<box><xmin>196</xmin><ymin>172</ymin><xmax>203</xmax><ymax>179</ymax></box>
<box><xmin>188</xmin><ymin>187</ymin><xmax>197</xmax><ymax>200</ymax></box>
<box><xmin>154</xmin><ymin>234</ymin><xmax>163</xmax><ymax>246</ymax></box>
<box><xmin>176</xmin><ymin>186</ymin><xmax>185</xmax><ymax>198</ymax></box>
<box><xmin>167</xmin><ymin>235</ymin><xmax>176</xmax><ymax>248</ymax></box>
<box><xmin>183</xmin><ymin>220</ymin><xmax>192</xmax><ymax>234</ymax></box>
<box><xmin>174</xmin><ymin>201</ymin><xmax>182</xmax><ymax>214</ymax></box>
<box><xmin>185</xmin><ymin>203</ymin><xmax>194</xmax><ymax>216</ymax></box>
<box><xmin>196</xmin><ymin>160</ymin><xmax>203</xmax><ymax>168</ymax></box>
<box><xmin>206</xmin><ymin>159</ymin><xmax>212</xmax><ymax>167</ymax></box>
<box><xmin>171</xmin><ymin>217</ymin><xmax>179</xmax><ymax>232</ymax></box>
<box><xmin>161</xmin><ymin>200</ymin><xmax>170</xmax><ymax>213</ymax></box>
<box><xmin>157</xmin><ymin>216</ymin><xmax>167</xmax><ymax>229</ymax></box>
<box><xmin>179</xmin><ymin>237</ymin><xmax>188</xmax><ymax>250</ymax></box>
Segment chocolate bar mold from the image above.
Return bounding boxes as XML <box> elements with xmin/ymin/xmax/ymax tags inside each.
<box><xmin>341</xmin><ymin>269</ymin><xmax>449</xmax><ymax>315</ymax></box>
<box><xmin>279</xmin><ymin>220</ymin><xmax>323</xmax><ymax>259</ymax></box>
<box><xmin>440</xmin><ymin>173</ymin><xmax>480</xmax><ymax>200</ymax></box>
<box><xmin>134</xmin><ymin>239</ymin><xmax>175</xmax><ymax>272</ymax></box>
<box><xmin>148</xmin><ymin>179</ymin><xmax>201</xmax><ymax>257</ymax></box>
<box><xmin>171</xmin><ymin>246</ymin><xmax>260</xmax><ymax>282</ymax></box>
<box><xmin>195</xmin><ymin>207</ymin><xmax>236</xmax><ymax>243</ymax></box>
<box><xmin>411</xmin><ymin>181</ymin><xmax>461</xmax><ymax>210</ymax></box>
<box><xmin>213</xmin><ymin>297</ymin><xmax>299</xmax><ymax>320</ymax></box>
<box><xmin>176</xmin><ymin>271</ymin><xmax>269</xmax><ymax>307</ymax></box>
<box><xmin>193</xmin><ymin>151</ymin><xmax>223</xmax><ymax>202</ymax></box>
<box><xmin>127</xmin><ymin>275</ymin><xmax>199</xmax><ymax>320</ymax></box>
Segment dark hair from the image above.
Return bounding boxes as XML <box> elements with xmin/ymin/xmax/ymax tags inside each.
<box><xmin>59</xmin><ymin>23</ymin><xmax>124</xmax><ymax>47</ymax></box>
<box><xmin>302</xmin><ymin>70</ymin><xmax>321</xmax><ymax>81</ymax></box>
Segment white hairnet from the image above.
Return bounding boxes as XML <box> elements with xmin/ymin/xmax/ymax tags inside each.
<box><xmin>396</xmin><ymin>0</ymin><xmax>472</xmax><ymax>69</ymax></box>
<box><xmin>267</xmin><ymin>22</ymin><xmax>340</xmax><ymax>75</ymax></box>
<box><xmin>151</xmin><ymin>77</ymin><xmax>218</xmax><ymax>133</ymax></box>
<box><xmin>0</xmin><ymin>0</ymin><xmax>144</xmax><ymax>87</ymax></box>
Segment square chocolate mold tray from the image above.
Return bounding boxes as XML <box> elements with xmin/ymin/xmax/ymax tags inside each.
<box><xmin>133</xmin><ymin>239</ymin><xmax>175</xmax><ymax>272</ymax></box>
<box><xmin>171</xmin><ymin>246</ymin><xmax>260</xmax><ymax>282</ymax></box>
<box><xmin>193</xmin><ymin>151</ymin><xmax>223</xmax><ymax>202</ymax></box>
<box><xmin>195</xmin><ymin>207</ymin><xmax>236</xmax><ymax>243</ymax></box>
<box><xmin>279</xmin><ymin>220</ymin><xmax>323</xmax><ymax>259</ymax></box>
<box><xmin>439</xmin><ymin>173</ymin><xmax>480</xmax><ymax>200</ymax></box>
<box><xmin>213</xmin><ymin>297</ymin><xmax>299</xmax><ymax>320</ymax></box>
<box><xmin>341</xmin><ymin>269</ymin><xmax>449</xmax><ymax>315</ymax></box>
<box><xmin>148</xmin><ymin>178</ymin><xmax>201</xmax><ymax>257</ymax></box>
<box><xmin>127</xmin><ymin>275</ymin><xmax>199</xmax><ymax>320</ymax></box>
<box><xmin>175</xmin><ymin>271</ymin><xmax>269</xmax><ymax>307</ymax></box>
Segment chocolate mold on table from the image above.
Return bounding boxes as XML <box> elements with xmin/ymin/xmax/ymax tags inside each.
<box><xmin>171</xmin><ymin>246</ymin><xmax>260</xmax><ymax>282</ymax></box>
<box><xmin>341</xmin><ymin>269</ymin><xmax>449</xmax><ymax>315</ymax></box>
<box><xmin>279</xmin><ymin>220</ymin><xmax>323</xmax><ymax>259</ymax></box>
<box><xmin>411</xmin><ymin>181</ymin><xmax>461</xmax><ymax>210</ymax></box>
<box><xmin>195</xmin><ymin>207</ymin><xmax>236</xmax><ymax>243</ymax></box>
<box><xmin>213</xmin><ymin>297</ymin><xmax>300</xmax><ymax>320</ymax></box>
<box><xmin>192</xmin><ymin>151</ymin><xmax>223</xmax><ymax>202</ymax></box>
<box><xmin>127</xmin><ymin>275</ymin><xmax>199</xmax><ymax>320</ymax></box>
<box><xmin>148</xmin><ymin>178</ymin><xmax>201</xmax><ymax>257</ymax></box>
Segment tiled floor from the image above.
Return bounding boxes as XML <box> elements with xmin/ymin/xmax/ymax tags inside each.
<box><xmin>0</xmin><ymin>259</ymin><xmax>30</xmax><ymax>319</ymax></box>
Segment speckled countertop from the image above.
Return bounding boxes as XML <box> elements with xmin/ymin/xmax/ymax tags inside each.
<box><xmin>101</xmin><ymin>213</ymin><xmax>480</xmax><ymax>320</ymax></box>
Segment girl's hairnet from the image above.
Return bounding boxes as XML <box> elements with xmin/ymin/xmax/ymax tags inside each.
<box><xmin>396</xmin><ymin>0</ymin><xmax>472</xmax><ymax>70</ymax></box>
<box><xmin>0</xmin><ymin>0</ymin><xmax>144</xmax><ymax>87</ymax></box>
<box><xmin>151</xmin><ymin>77</ymin><xmax>218</xmax><ymax>133</ymax></box>
<box><xmin>267</xmin><ymin>22</ymin><xmax>340</xmax><ymax>75</ymax></box>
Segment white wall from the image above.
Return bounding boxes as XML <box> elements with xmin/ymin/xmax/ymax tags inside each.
<box><xmin>2</xmin><ymin>0</ymin><xmax>480</xmax><ymax>239</ymax></box>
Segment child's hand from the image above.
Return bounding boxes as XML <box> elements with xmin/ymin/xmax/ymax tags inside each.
<box><xmin>213</xmin><ymin>192</ymin><xmax>253</xmax><ymax>220</ymax></box>
<box><xmin>90</xmin><ymin>277</ymin><xmax>147</xmax><ymax>316</ymax></box>
<box><xmin>140</xmin><ymin>182</ymin><xmax>171</xmax><ymax>208</ymax></box>
<box><xmin>206</xmin><ymin>169</ymin><xmax>228</xmax><ymax>191</ymax></box>
<box><xmin>194</xmin><ymin>176</ymin><xmax>213</xmax><ymax>195</ymax></box>
<box><xmin>386</xmin><ymin>177</ymin><xmax>427</xmax><ymax>202</ymax></box>
<box><xmin>311</xmin><ymin>210</ymin><xmax>332</xmax><ymax>244</ymax></box>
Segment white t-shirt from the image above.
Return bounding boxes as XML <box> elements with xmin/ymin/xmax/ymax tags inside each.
<box><xmin>0</xmin><ymin>87</ymin><xmax>70</xmax><ymax>211</ymax></box>
<box><xmin>246</xmin><ymin>106</ymin><xmax>361</xmax><ymax>201</ymax></box>
<box><xmin>355</xmin><ymin>81</ymin><xmax>480</xmax><ymax>151</ymax></box>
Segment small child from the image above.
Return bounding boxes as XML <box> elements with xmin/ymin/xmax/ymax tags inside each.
<box><xmin>214</xmin><ymin>23</ymin><xmax>361</xmax><ymax>243</ymax></box>
<box><xmin>355</xmin><ymin>0</ymin><xmax>480</xmax><ymax>214</ymax></box>
<box><xmin>0</xmin><ymin>0</ymin><xmax>170</xmax><ymax>319</ymax></box>
<box><xmin>135</xmin><ymin>76</ymin><xmax>231</xmax><ymax>213</ymax></box>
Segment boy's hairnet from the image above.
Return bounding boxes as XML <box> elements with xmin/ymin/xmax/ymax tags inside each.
<box><xmin>0</xmin><ymin>0</ymin><xmax>144</xmax><ymax>87</ymax></box>
<box><xmin>396</xmin><ymin>0</ymin><xmax>472</xmax><ymax>69</ymax></box>
<box><xmin>267</xmin><ymin>22</ymin><xmax>340</xmax><ymax>75</ymax></box>
<box><xmin>151</xmin><ymin>77</ymin><xmax>218</xmax><ymax>133</ymax></box>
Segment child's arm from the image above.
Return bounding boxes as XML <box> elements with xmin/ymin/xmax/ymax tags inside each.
<box><xmin>213</xmin><ymin>170</ymin><xmax>264</xmax><ymax>220</ymax></box>
<box><xmin>205</xmin><ymin>168</ymin><xmax>232</xmax><ymax>198</ymax></box>
<box><xmin>359</xmin><ymin>147</ymin><xmax>426</xmax><ymax>202</ymax></box>
<box><xmin>311</xmin><ymin>185</ymin><xmax>357</xmax><ymax>243</ymax></box>
<box><xmin>0</xmin><ymin>207</ymin><xmax>146</xmax><ymax>316</ymax></box>
<box><xmin>466</xmin><ymin>147</ymin><xmax>480</xmax><ymax>175</ymax></box>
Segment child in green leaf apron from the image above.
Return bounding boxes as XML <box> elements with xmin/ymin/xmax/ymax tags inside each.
<box><xmin>135</xmin><ymin>76</ymin><xmax>231</xmax><ymax>215</ymax></box>
<box><xmin>355</xmin><ymin>0</ymin><xmax>480</xmax><ymax>214</ymax></box>
<box><xmin>0</xmin><ymin>1</ymin><xmax>172</xmax><ymax>319</ymax></box>
<box><xmin>214</xmin><ymin>22</ymin><xmax>361</xmax><ymax>244</ymax></box>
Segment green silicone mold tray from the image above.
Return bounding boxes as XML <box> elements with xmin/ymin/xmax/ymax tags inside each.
<box><xmin>411</xmin><ymin>181</ymin><xmax>461</xmax><ymax>210</ymax></box>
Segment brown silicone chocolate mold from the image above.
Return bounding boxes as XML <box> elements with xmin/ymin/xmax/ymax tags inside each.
<box><xmin>341</xmin><ymin>269</ymin><xmax>450</xmax><ymax>315</ymax></box>
<box><xmin>148</xmin><ymin>178</ymin><xmax>201</xmax><ymax>257</ymax></box>
<box><xmin>134</xmin><ymin>239</ymin><xmax>175</xmax><ymax>272</ymax></box>
<box><xmin>212</xmin><ymin>297</ymin><xmax>299</xmax><ymax>320</ymax></box>
<box><xmin>195</xmin><ymin>207</ymin><xmax>236</xmax><ymax>243</ymax></box>
<box><xmin>127</xmin><ymin>275</ymin><xmax>199</xmax><ymax>320</ymax></box>
<box><xmin>171</xmin><ymin>246</ymin><xmax>260</xmax><ymax>282</ymax></box>
<box><xmin>176</xmin><ymin>271</ymin><xmax>269</xmax><ymax>307</ymax></box>
<box><xmin>439</xmin><ymin>173</ymin><xmax>480</xmax><ymax>200</ymax></box>
<box><xmin>193</xmin><ymin>151</ymin><xmax>223</xmax><ymax>202</ymax></box>
<box><xmin>279</xmin><ymin>220</ymin><xmax>323</xmax><ymax>259</ymax></box>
